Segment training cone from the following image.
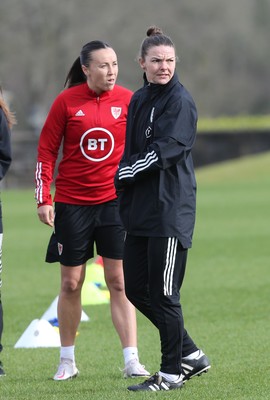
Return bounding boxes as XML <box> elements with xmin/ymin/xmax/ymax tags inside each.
<box><xmin>95</xmin><ymin>255</ymin><xmax>104</xmax><ymax>267</ymax></box>
<box><xmin>81</xmin><ymin>282</ymin><xmax>109</xmax><ymax>305</ymax></box>
<box><xmin>85</xmin><ymin>262</ymin><xmax>107</xmax><ymax>289</ymax></box>
<box><xmin>41</xmin><ymin>296</ymin><xmax>90</xmax><ymax>322</ymax></box>
<box><xmin>14</xmin><ymin>319</ymin><xmax>61</xmax><ymax>348</ymax></box>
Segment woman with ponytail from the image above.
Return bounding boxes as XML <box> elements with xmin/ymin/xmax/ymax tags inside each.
<box><xmin>35</xmin><ymin>40</ymin><xmax>149</xmax><ymax>381</ymax></box>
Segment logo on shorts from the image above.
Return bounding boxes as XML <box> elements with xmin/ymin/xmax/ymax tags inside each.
<box><xmin>58</xmin><ymin>242</ymin><xmax>63</xmax><ymax>255</ymax></box>
<box><xmin>80</xmin><ymin>127</ymin><xmax>115</xmax><ymax>162</ymax></box>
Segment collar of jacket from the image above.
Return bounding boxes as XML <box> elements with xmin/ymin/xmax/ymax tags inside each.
<box><xmin>84</xmin><ymin>82</ymin><xmax>112</xmax><ymax>99</ymax></box>
<box><xmin>143</xmin><ymin>72</ymin><xmax>179</xmax><ymax>94</ymax></box>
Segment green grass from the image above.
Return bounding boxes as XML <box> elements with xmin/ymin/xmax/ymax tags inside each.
<box><xmin>1</xmin><ymin>152</ymin><xmax>270</xmax><ymax>399</ymax></box>
<box><xmin>198</xmin><ymin>114</ymin><xmax>270</xmax><ymax>132</ymax></box>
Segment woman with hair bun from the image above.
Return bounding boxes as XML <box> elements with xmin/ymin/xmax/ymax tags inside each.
<box><xmin>115</xmin><ymin>26</ymin><xmax>211</xmax><ymax>392</ymax></box>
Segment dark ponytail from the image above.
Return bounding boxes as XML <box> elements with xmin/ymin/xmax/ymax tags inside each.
<box><xmin>64</xmin><ymin>57</ymin><xmax>85</xmax><ymax>88</ymax></box>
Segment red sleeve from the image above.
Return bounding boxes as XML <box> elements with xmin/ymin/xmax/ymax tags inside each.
<box><xmin>35</xmin><ymin>160</ymin><xmax>54</xmax><ymax>206</ymax></box>
<box><xmin>35</xmin><ymin>93</ymin><xmax>66</xmax><ymax>206</ymax></box>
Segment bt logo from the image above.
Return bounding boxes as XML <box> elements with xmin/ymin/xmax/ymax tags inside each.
<box><xmin>80</xmin><ymin>128</ymin><xmax>114</xmax><ymax>162</ymax></box>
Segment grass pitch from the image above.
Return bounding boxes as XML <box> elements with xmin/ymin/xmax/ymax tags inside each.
<box><xmin>0</xmin><ymin>152</ymin><xmax>269</xmax><ymax>399</ymax></box>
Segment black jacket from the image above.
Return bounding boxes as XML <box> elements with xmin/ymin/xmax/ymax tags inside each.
<box><xmin>115</xmin><ymin>73</ymin><xmax>197</xmax><ymax>248</ymax></box>
<box><xmin>0</xmin><ymin>108</ymin><xmax>12</xmax><ymax>182</ymax></box>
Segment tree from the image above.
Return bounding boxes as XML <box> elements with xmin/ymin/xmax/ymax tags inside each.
<box><xmin>1</xmin><ymin>0</ymin><xmax>269</xmax><ymax>131</ymax></box>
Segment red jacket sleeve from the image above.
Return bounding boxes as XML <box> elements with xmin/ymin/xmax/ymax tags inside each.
<box><xmin>35</xmin><ymin>93</ymin><xmax>66</xmax><ymax>206</ymax></box>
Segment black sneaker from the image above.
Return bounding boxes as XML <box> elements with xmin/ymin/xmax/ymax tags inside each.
<box><xmin>181</xmin><ymin>350</ymin><xmax>211</xmax><ymax>382</ymax></box>
<box><xmin>127</xmin><ymin>372</ymin><xmax>183</xmax><ymax>392</ymax></box>
<box><xmin>0</xmin><ymin>361</ymin><xmax>5</xmax><ymax>377</ymax></box>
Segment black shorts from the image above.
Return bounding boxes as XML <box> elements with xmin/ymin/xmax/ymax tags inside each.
<box><xmin>45</xmin><ymin>199</ymin><xmax>125</xmax><ymax>266</ymax></box>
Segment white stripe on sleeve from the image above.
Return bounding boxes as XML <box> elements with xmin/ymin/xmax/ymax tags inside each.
<box><xmin>118</xmin><ymin>150</ymin><xmax>158</xmax><ymax>180</ymax></box>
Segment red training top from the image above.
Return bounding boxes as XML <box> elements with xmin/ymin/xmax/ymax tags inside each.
<box><xmin>35</xmin><ymin>83</ymin><xmax>132</xmax><ymax>206</ymax></box>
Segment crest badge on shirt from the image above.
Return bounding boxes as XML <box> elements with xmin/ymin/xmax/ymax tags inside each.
<box><xmin>111</xmin><ymin>107</ymin><xmax>122</xmax><ymax>119</ymax></box>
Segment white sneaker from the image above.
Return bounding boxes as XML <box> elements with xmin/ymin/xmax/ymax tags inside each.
<box><xmin>123</xmin><ymin>359</ymin><xmax>151</xmax><ymax>378</ymax></box>
<box><xmin>53</xmin><ymin>359</ymin><xmax>79</xmax><ymax>381</ymax></box>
